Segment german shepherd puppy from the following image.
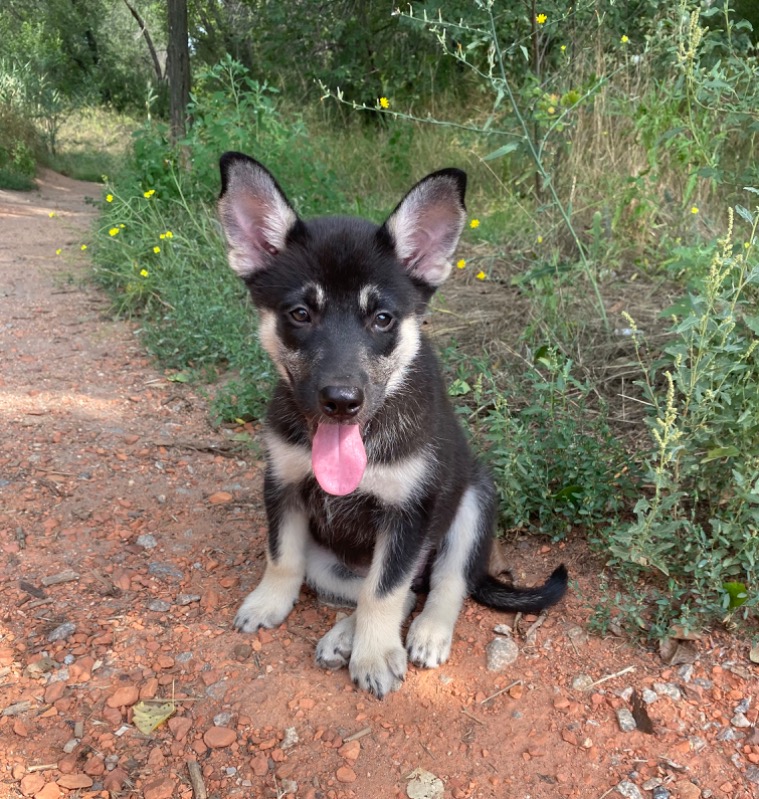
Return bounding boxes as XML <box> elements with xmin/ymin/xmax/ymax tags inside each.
<box><xmin>218</xmin><ymin>152</ymin><xmax>567</xmax><ymax>697</ymax></box>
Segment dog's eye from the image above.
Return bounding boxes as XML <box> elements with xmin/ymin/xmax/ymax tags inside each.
<box><xmin>289</xmin><ymin>307</ymin><xmax>311</xmax><ymax>325</ymax></box>
<box><xmin>372</xmin><ymin>311</ymin><xmax>394</xmax><ymax>331</ymax></box>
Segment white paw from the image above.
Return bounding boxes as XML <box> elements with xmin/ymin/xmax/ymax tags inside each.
<box><xmin>233</xmin><ymin>586</ymin><xmax>297</xmax><ymax>633</ymax></box>
<box><xmin>315</xmin><ymin>614</ymin><xmax>356</xmax><ymax>670</ymax></box>
<box><xmin>406</xmin><ymin>614</ymin><xmax>453</xmax><ymax>668</ymax></box>
<box><xmin>349</xmin><ymin>641</ymin><xmax>407</xmax><ymax>698</ymax></box>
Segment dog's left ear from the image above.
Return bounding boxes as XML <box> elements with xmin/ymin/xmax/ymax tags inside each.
<box><xmin>381</xmin><ymin>168</ymin><xmax>467</xmax><ymax>287</ymax></box>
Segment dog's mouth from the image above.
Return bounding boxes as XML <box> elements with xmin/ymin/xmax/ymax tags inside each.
<box><xmin>311</xmin><ymin>422</ymin><xmax>367</xmax><ymax>497</ymax></box>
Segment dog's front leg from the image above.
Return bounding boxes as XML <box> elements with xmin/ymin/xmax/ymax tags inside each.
<box><xmin>348</xmin><ymin>531</ymin><xmax>419</xmax><ymax>698</ymax></box>
<box><xmin>234</xmin><ymin>489</ymin><xmax>308</xmax><ymax>632</ymax></box>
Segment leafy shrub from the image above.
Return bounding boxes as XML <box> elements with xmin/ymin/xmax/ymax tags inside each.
<box><xmin>603</xmin><ymin>200</ymin><xmax>759</xmax><ymax>630</ymax></box>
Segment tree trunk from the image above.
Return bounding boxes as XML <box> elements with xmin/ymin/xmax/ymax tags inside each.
<box><xmin>166</xmin><ymin>0</ymin><xmax>190</xmax><ymax>146</ymax></box>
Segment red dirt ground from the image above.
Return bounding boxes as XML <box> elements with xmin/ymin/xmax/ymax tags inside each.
<box><xmin>0</xmin><ymin>173</ymin><xmax>757</xmax><ymax>799</ymax></box>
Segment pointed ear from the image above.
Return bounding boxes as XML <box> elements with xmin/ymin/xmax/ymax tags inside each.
<box><xmin>381</xmin><ymin>168</ymin><xmax>467</xmax><ymax>287</ymax></box>
<box><xmin>218</xmin><ymin>152</ymin><xmax>299</xmax><ymax>277</ymax></box>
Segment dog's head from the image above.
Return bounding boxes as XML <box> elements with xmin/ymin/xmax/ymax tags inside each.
<box><xmin>218</xmin><ymin>152</ymin><xmax>466</xmax><ymax>495</ymax></box>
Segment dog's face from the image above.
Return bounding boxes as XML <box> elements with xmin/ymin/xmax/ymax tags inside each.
<box><xmin>218</xmin><ymin>153</ymin><xmax>466</xmax><ymax>496</ymax></box>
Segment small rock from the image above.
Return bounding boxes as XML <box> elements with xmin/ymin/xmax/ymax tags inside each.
<box><xmin>571</xmin><ymin>674</ymin><xmax>594</xmax><ymax>691</ymax></box>
<box><xmin>677</xmin><ymin>664</ymin><xmax>694</xmax><ymax>682</ymax></box>
<box><xmin>486</xmin><ymin>637</ymin><xmax>518</xmax><ymax>671</ymax></box>
<box><xmin>176</xmin><ymin>593</ymin><xmax>201</xmax><ymax>606</ymax></box>
<box><xmin>250</xmin><ymin>753</ymin><xmax>268</xmax><ymax>777</ymax></box>
<box><xmin>336</xmin><ymin>766</ymin><xmax>357</xmax><ymax>783</ymax></box>
<box><xmin>33</xmin><ymin>783</ymin><xmax>60</xmax><ymax>799</ymax></box>
<box><xmin>641</xmin><ymin>688</ymin><xmax>659</xmax><ymax>704</ymax></box>
<box><xmin>147</xmin><ymin>600</ymin><xmax>171</xmax><ymax>612</ymax></box>
<box><xmin>653</xmin><ymin>682</ymin><xmax>682</xmax><ymax>701</ymax></box>
<box><xmin>716</xmin><ymin>726</ymin><xmax>740</xmax><ymax>742</ymax></box>
<box><xmin>674</xmin><ymin>780</ymin><xmax>700</xmax><ymax>799</ymax></box>
<box><xmin>731</xmin><ymin>712</ymin><xmax>751</xmax><ymax>728</ymax></box>
<box><xmin>103</xmin><ymin>768</ymin><xmax>128</xmax><ymax>791</ymax></box>
<box><xmin>651</xmin><ymin>787</ymin><xmax>670</xmax><ymax>799</ymax></box>
<box><xmin>106</xmin><ymin>685</ymin><xmax>139</xmax><ymax>708</ymax></box>
<box><xmin>616</xmin><ymin>708</ymin><xmax>637</xmax><ymax>733</ymax></box>
<box><xmin>282</xmin><ymin>726</ymin><xmax>299</xmax><ymax>749</ymax></box>
<box><xmin>493</xmin><ymin>624</ymin><xmax>512</xmax><ymax>636</ymax></box>
<box><xmin>142</xmin><ymin>776</ymin><xmax>176</xmax><ymax>799</ymax></box>
<box><xmin>20</xmin><ymin>773</ymin><xmax>45</xmax><ymax>797</ymax></box>
<box><xmin>406</xmin><ymin>768</ymin><xmax>444</xmax><ymax>799</ymax></box>
<box><xmin>47</xmin><ymin>622</ymin><xmax>76</xmax><ymax>642</ymax></box>
<box><xmin>209</xmin><ymin>491</ymin><xmax>233</xmax><ymax>504</ymax></box>
<box><xmin>136</xmin><ymin>534</ymin><xmax>157</xmax><ymax>549</ymax></box>
<box><xmin>616</xmin><ymin>781</ymin><xmax>643</xmax><ymax>799</ymax></box>
<box><xmin>148</xmin><ymin>562</ymin><xmax>183</xmax><ymax>580</ymax></box>
<box><xmin>746</xmin><ymin>765</ymin><xmax>759</xmax><ymax>785</ymax></box>
<box><xmin>168</xmin><ymin>717</ymin><xmax>192</xmax><ymax>741</ymax></box>
<box><xmin>338</xmin><ymin>739</ymin><xmax>361</xmax><ymax>761</ymax></box>
<box><xmin>203</xmin><ymin>726</ymin><xmax>236</xmax><ymax>748</ymax></box>
<box><xmin>213</xmin><ymin>712</ymin><xmax>233</xmax><ymax>727</ymax></box>
<box><xmin>279</xmin><ymin>780</ymin><xmax>298</xmax><ymax>795</ymax></box>
<box><xmin>642</xmin><ymin>778</ymin><xmax>662</xmax><ymax>790</ymax></box>
<box><xmin>734</xmin><ymin>697</ymin><xmax>751</xmax><ymax>714</ymax></box>
<box><xmin>56</xmin><ymin>775</ymin><xmax>93</xmax><ymax>790</ymax></box>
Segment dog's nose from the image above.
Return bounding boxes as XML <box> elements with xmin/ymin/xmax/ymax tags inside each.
<box><xmin>319</xmin><ymin>386</ymin><xmax>364</xmax><ymax>420</ymax></box>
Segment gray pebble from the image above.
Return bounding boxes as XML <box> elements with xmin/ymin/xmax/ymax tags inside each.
<box><xmin>47</xmin><ymin>621</ymin><xmax>76</xmax><ymax>642</ymax></box>
<box><xmin>224</xmin><ymin>767</ymin><xmax>237</xmax><ymax>777</ymax></box>
<box><xmin>653</xmin><ymin>681</ymin><xmax>682</xmax><ymax>701</ymax></box>
<box><xmin>642</xmin><ymin>778</ymin><xmax>662</xmax><ymax>790</ymax></box>
<box><xmin>641</xmin><ymin>688</ymin><xmax>659</xmax><ymax>704</ymax></box>
<box><xmin>486</xmin><ymin>637</ymin><xmax>518</xmax><ymax>671</ymax></box>
<box><xmin>731</xmin><ymin>712</ymin><xmax>751</xmax><ymax>728</ymax></box>
<box><xmin>734</xmin><ymin>697</ymin><xmax>751</xmax><ymax>714</ymax></box>
<box><xmin>147</xmin><ymin>599</ymin><xmax>171</xmax><ymax>612</ymax></box>
<box><xmin>282</xmin><ymin>726</ymin><xmax>299</xmax><ymax>749</ymax></box>
<box><xmin>176</xmin><ymin>651</ymin><xmax>193</xmax><ymax>663</ymax></box>
<box><xmin>571</xmin><ymin>674</ymin><xmax>594</xmax><ymax>691</ymax></box>
<box><xmin>677</xmin><ymin>663</ymin><xmax>694</xmax><ymax>682</ymax></box>
<box><xmin>652</xmin><ymin>787</ymin><xmax>671</xmax><ymax>799</ymax></box>
<box><xmin>148</xmin><ymin>562</ymin><xmax>184</xmax><ymax>579</ymax></box>
<box><xmin>616</xmin><ymin>708</ymin><xmax>637</xmax><ymax>733</ymax></box>
<box><xmin>176</xmin><ymin>593</ymin><xmax>201</xmax><ymax>606</ymax></box>
<box><xmin>716</xmin><ymin>726</ymin><xmax>741</xmax><ymax>741</ymax></box>
<box><xmin>616</xmin><ymin>780</ymin><xmax>644</xmax><ymax>799</ymax></box>
<box><xmin>205</xmin><ymin>679</ymin><xmax>228</xmax><ymax>699</ymax></box>
<box><xmin>493</xmin><ymin>623</ymin><xmax>512</xmax><ymax>636</ymax></box>
<box><xmin>214</xmin><ymin>712</ymin><xmax>234</xmax><ymax>727</ymax></box>
<box><xmin>693</xmin><ymin>677</ymin><xmax>713</xmax><ymax>690</ymax></box>
<box><xmin>746</xmin><ymin>766</ymin><xmax>759</xmax><ymax>785</ymax></box>
<box><xmin>136</xmin><ymin>534</ymin><xmax>157</xmax><ymax>549</ymax></box>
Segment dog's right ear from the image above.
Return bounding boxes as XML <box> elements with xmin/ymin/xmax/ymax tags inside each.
<box><xmin>218</xmin><ymin>152</ymin><xmax>299</xmax><ymax>277</ymax></box>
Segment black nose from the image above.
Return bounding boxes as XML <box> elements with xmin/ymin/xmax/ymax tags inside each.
<box><xmin>319</xmin><ymin>385</ymin><xmax>364</xmax><ymax>420</ymax></box>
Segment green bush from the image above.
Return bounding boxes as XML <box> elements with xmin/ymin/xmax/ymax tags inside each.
<box><xmin>602</xmin><ymin>201</ymin><xmax>759</xmax><ymax>632</ymax></box>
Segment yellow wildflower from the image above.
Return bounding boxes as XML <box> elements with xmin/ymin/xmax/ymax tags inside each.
<box><xmin>690</xmin><ymin>206</ymin><xmax>699</xmax><ymax>214</ymax></box>
<box><xmin>560</xmin><ymin>44</ymin><xmax>567</xmax><ymax>52</ymax></box>
<box><xmin>469</xmin><ymin>219</ymin><xmax>480</xmax><ymax>229</ymax></box>
<box><xmin>475</xmin><ymin>270</ymin><xmax>487</xmax><ymax>280</ymax></box>
<box><xmin>105</xmin><ymin>194</ymin><xmax>113</xmax><ymax>203</ymax></box>
<box><xmin>379</xmin><ymin>97</ymin><xmax>390</xmax><ymax>109</ymax></box>
<box><xmin>456</xmin><ymin>259</ymin><xmax>467</xmax><ymax>269</ymax></box>
<box><xmin>547</xmin><ymin>106</ymin><xmax>556</xmax><ymax>115</ymax></box>
<box><xmin>160</xmin><ymin>230</ymin><xmax>174</xmax><ymax>239</ymax></box>
<box><xmin>153</xmin><ymin>246</ymin><xmax>161</xmax><ymax>254</ymax></box>
<box><xmin>620</xmin><ymin>35</ymin><xmax>629</xmax><ymax>44</ymax></box>
<box><xmin>55</xmin><ymin>248</ymin><xmax>62</xmax><ymax>255</ymax></box>
<box><xmin>537</xmin><ymin>235</ymin><xmax>543</xmax><ymax>244</ymax></box>
<box><xmin>48</xmin><ymin>211</ymin><xmax>56</xmax><ymax>218</ymax></box>
<box><xmin>108</xmin><ymin>227</ymin><xmax>119</xmax><ymax>236</ymax></box>
<box><xmin>536</xmin><ymin>13</ymin><xmax>547</xmax><ymax>25</ymax></box>
<box><xmin>140</xmin><ymin>269</ymin><xmax>149</xmax><ymax>277</ymax></box>
<box><xmin>80</xmin><ymin>244</ymin><xmax>87</xmax><ymax>251</ymax></box>
<box><xmin>143</xmin><ymin>189</ymin><xmax>155</xmax><ymax>199</ymax></box>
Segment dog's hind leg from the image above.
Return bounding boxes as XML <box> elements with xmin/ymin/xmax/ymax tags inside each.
<box><xmin>234</xmin><ymin>505</ymin><xmax>309</xmax><ymax>633</ymax></box>
<box><xmin>406</xmin><ymin>483</ymin><xmax>488</xmax><ymax>668</ymax></box>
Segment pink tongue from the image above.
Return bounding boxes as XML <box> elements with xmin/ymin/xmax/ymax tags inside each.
<box><xmin>312</xmin><ymin>423</ymin><xmax>367</xmax><ymax>496</ymax></box>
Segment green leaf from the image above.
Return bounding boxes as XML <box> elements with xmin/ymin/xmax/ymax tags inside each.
<box><xmin>554</xmin><ymin>484</ymin><xmax>583</xmax><ymax>502</ymax></box>
<box><xmin>721</xmin><ymin>581</ymin><xmax>748</xmax><ymax>609</ymax></box>
<box><xmin>448</xmin><ymin>379</ymin><xmax>472</xmax><ymax>396</ymax></box>
<box><xmin>701</xmin><ymin>446</ymin><xmax>739</xmax><ymax>463</ymax></box>
<box><xmin>483</xmin><ymin>141</ymin><xmax>520</xmax><ymax>161</ymax></box>
<box><xmin>168</xmin><ymin>372</ymin><xmax>190</xmax><ymax>383</ymax></box>
<box><xmin>735</xmin><ymin>204</ymin><xmax>754</xmax><ymax>225</ymax></box>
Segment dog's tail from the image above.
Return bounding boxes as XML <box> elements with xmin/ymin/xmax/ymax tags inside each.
<box><xmin>470</xmin><ymin>564</ymin><xmax>568</xmax><ymax>614</ymax></box>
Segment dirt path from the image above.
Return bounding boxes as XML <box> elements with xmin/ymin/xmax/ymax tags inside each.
<box><xmin>0</xmin><ymin>173</ymin><xmax>757</xmax><ymax>799</ymax></box>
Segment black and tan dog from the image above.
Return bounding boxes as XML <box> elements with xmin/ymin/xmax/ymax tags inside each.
<box><xmin>218</xmin><ymin>152</ymin><xmax>567</xmax><ymax>697</ymax></box>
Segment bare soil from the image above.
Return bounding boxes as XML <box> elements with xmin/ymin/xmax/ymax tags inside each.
<box><xmin>0</xmin><ymin>173</ymin><xmax>757</xmax><ymax>799</ymax></box>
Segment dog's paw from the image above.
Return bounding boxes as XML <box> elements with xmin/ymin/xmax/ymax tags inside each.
<box><xmin>349</xmin><ymin>642</ymin><xmax>407</xmax><ymax>699</ymax></box>
<box><xmin>233</xmin><ymin>587</ymin><xmax>296</xmax><ymax>633</ymax></box>
<box><xmin>405</xmin><ymin>614</ymin><xmax>453</xmax><ymax>668</ymax></box>
<box><xmin>315</xmin><ymin>614</ymin><xmax>356</xmax><ymax>670</ymax></box>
